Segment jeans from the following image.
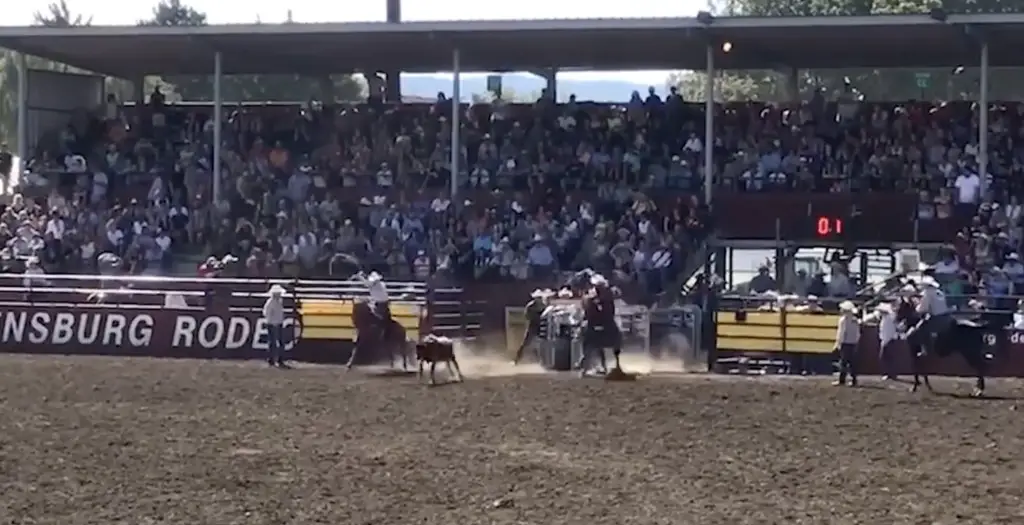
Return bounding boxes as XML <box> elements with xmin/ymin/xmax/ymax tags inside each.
<box><xmin>267</xmin><ymin>323</ymin><xmax>284</xmax><ymax>363</ymax></box>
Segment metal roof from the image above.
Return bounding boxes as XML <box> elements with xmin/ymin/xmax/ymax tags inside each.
<box><xmin>0</xmin><ymin>14</ymin><xmax>1018</xmax><ymax>76</ymax></box>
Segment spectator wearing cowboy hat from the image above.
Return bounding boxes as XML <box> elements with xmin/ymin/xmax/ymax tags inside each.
<box><xmin>263</xmin><ymin>284</ymin><xmax>288</xmax><ymax>368</ymax></box>
<box><xmin>834</xmin><ymin>300</ymin><xmax>861</xmax><ymax>387</ymax></box>
<box><xmin>515</xmin><ymin>288</ymin><xmax>554</xmax><ymax>364</ymax></box>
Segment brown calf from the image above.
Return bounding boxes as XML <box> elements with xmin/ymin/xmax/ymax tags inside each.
<box><xmin>415</xmin><ymin>336</ymin><xmax>464</xmax><ymax>385</ymax></box>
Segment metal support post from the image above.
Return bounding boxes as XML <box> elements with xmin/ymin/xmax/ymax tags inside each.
<box><xmin>16</xmin><ymin>53</ymin><xmax>28</xmax><ymax>175</ymax></box>
<box><xmin>703</xmin><ymin>44</ymin><xmax>715</xmax><ymax>205</ymax></box>
<box><xmin>450</xmin><ymin>48</ymin><xmax>461</xmax><ymax>204</ymax></box>
<box><xmin>979</xmin><ymin>40</ymin><xmax>989</xmax><ymax>197</ymax></box>
<box><xmin>212</xmin><ymin>51</ymin><xmax>223</xmax><ymax>205</ymax></box>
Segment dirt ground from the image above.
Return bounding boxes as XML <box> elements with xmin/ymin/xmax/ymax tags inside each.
<box><xmin>1</xmin><ymin>352</ymin><xmax>1023</xmax><ymax>525</ymax></box>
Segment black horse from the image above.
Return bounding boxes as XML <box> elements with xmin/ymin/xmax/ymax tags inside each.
<box><xmin>347</xmin><ymin>299</ymin><xmax>412</xmax><ymax>371</ymax></box>
<box><xmin>895</xmin><ymin>299</ymin><xmax>1009</xmax><ymax>397</ymax></box>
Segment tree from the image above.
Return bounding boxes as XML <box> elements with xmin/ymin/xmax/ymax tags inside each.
<box><xmin>668</xmin><ymin>0</ymin><xmax>1024</xmax><ymax>102</ymax></box>
<box><xmin>0</xmin><ymin>1</ymin><xmax>94</xmax><ymax>151</ymax></box>
<box><xmin>139</xmin><ymin>0</ymin><xmax>363</xmax><ymax>103</ymax></box>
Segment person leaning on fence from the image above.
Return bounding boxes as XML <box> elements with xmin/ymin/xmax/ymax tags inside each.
<box><xmin>514</xmin><ymin>288</ymin><xmax>554</xmax><ymax>365</ymax></box>
<box><xmin>834</xmin><ymin>300</ymin><xmax>861</xmax><ymax>387</ymax></box>
<box><xmin>263</xmin><ymin>284</ymin><xmax>288</xmax><ymax>368</ymax></box>
<box><xmin>863</xmin><ymin>302</ymin><xmax>898</xmax><ymax>381</ymax></box>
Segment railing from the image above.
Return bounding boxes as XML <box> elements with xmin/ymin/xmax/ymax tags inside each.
<box><xmin>0</xmin><ymin>272</ymin><xmax>479</xmax><ymax>337</ymax></box>
<box><xmin>715</xmin><ymin>291</ymin><xmax>1023</xmax><ymax>355</ymax></box>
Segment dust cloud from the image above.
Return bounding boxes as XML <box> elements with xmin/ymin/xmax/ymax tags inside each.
<box><xmin>451</xmin><ymin>341</ymin><xmax>547</xmax><ymax>377</ymax></box>
<box><xmin>450</xmin><ymin>332</ymin><xmax>703</xmax><ymax>377</ymax></box>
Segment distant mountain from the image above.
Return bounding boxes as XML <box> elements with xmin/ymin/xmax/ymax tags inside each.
<box><xmin>399</xmin><ymin>73</ymin><xmax>665</xmax><ymax>103</ymax></box>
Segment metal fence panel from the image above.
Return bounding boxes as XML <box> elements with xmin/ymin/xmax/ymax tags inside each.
<box><xmin>650</xmin><ymin>304</ymin><xmax>703</xmax><ymax>366</ymax></box>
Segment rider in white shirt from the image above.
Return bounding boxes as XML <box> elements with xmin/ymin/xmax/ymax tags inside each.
<box><xmin>916</xmin><ymin>274</ymin><xmax>952</xmax><ymax>338</ymax></box>
<box><xmin>356</xmin><ymin>271</ymin><xmax>391</xmax><ymax>321</ymax></box>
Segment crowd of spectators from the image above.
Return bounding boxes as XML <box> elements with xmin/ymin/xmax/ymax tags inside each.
<box><xmin>6</xmin><ymin>86</ymin><xmax>714</xmax><ymax>298</ymax></box>
<box><xmin>17</xmin><ymin>85</ymin><xmax>1024</xmax><ymax>303</ymax></box>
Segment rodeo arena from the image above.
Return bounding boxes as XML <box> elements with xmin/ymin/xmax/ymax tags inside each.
<box><xmin>5</xmin><ymin>12</ymin><xmax>1024</xmax><ymax>524</ymax></box>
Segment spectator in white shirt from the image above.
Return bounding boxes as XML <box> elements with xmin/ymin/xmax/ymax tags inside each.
<box><xmin>954</xmin><ymin>171</ymin><xmax>981</xmax><ymax>222</ymax></box>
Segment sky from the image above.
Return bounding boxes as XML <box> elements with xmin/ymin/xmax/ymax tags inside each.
<box><xmin>2</xmin><ymin>0</ymin><xmax>704</xmax><ymax>84</ymax></box>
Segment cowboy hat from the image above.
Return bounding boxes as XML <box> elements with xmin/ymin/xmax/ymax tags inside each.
<box><xmin>268</xmin><ymin>284</ymin><xmax>286</xmax><ymax>295</ymax></box>
<box><xmin>920</xmin><ymin>276</ymin><xmax>940</xmax><ymax>288</ymax></box>
<box><xmin>366</xmin><ymin>271</ymin><xmax>382</xmax><ymax>282</ymax></box>
<box><xmin>590</xmin><ymin>274</ymin><xmax>608</xmax><ymax>286</ymax></box>
<box><xmin>875</xmin><ymin>302</ymin><xmax>893</xmax><ymax>314</ymax></box>
<box><xmin>557</xmin><ymin>288</ymin><xmax>574</xmax><ymax>298</ymax></box>
<box><xmin>530</xmin><ymin>288</ymin><xmax>554</xmax><ymax>298</ymax></box>
<box><xmin>839</xmin><ymin>301</ymin><xmax>857</xmax><ymax>313</ymax></box>
<box><xmin>901</xmin><ymin>284</ymin><xmax>918</xmax><ymax>294</ymax></box>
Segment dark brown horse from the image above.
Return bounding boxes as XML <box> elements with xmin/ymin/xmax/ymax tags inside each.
<box><xmin>347</xmin><ymin>299</ymin><xmax>411</xmax><ymax>370</ymax></box>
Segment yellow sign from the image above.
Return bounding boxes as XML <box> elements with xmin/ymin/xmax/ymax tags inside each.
<box><xmin>300</xmin><ymin>300</ymin><xmax>422</xmax><ymax>341</ymax></box>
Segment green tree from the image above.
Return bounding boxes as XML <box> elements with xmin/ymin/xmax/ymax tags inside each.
<box><xmin>139</xmin><ymin>0</ymin><xmax>363</xmax><ymax>103</ymax></box>
<box><xmin>669</xmin><ymin>0</ymin><xmax>1024</xmax><ymax>102</ymax></box>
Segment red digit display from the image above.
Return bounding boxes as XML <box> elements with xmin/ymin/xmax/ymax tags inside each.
<box><xmin>815</xmin><ymin>216</ymin><xmax>843</xmax><ymax>237</ymax></box>
<box><xmin>816</xmin><ymin>216</ymin><xmax>830</xmax><ymax>236</ymax></box>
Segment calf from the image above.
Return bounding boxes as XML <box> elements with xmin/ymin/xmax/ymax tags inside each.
<box><xmin>416</xmin><ymin>335</ymin><xmax>464</xmax><ymax>385</ymax></box>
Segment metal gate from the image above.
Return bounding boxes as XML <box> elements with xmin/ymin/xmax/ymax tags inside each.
<box><xmin>649</xmin><ymin>304</ymin><xmax>704</xmax><ymax>367</ymax></box>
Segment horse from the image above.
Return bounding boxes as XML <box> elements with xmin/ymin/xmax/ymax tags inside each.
<box><xmin>577</xmin><ymin>293</ymin><xmax>623</xmax><ymax>376</ymax></box>
<box><xmin>895</xmin><ymin>298</ymin><xmax>1009</xmax><ymax>397</ymax></box>
<box><xmin>347</xmin><ymin>298</ymin><xmax>412</xmax><ymax>371</ymax></box>
<box><xmin>416</xmin><ymin>335</ymin><xmax>464</xmax><ymax>385</ymax></box>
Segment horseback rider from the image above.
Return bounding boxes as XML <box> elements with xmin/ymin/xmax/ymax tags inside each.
<box><xmin>568</xmin><ymin>268</ymin><xmax>597</xmax><ymax>295</ymax></box>
<box><xmin>514</xmin><ymin>288</ymin><xmax>554</xmax><ymax>364</ymax></box>
<box><xmin>355</xmin><ymin>270</ymin><xmax>392</xmax><ymax>324</ymax></box>
<box><xmin>914</xmin><ymin>273</ymin><xmax>952</xmax><ymax>344</ymax></box>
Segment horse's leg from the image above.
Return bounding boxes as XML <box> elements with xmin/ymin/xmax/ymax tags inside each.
<box><xmin>612</xmin><ymin>328</ymin><xmax>623</xmax><ymax>370</ymax></box>
<box><xmin>401</xmin><ymin>340</ymin><xmax>410</xmax><ymax>371</ymax></box>
<box><xmin>448</xmin><ymin>356</ymin><xmax>464</xmax><ymax>380</ymax></box>
<box><xmin>429</xmin><ymin>361</ymin><xmax>438</xmax><ymax>385</ymax></box>
<box><xmin>346</xmin><ymin>334</ymin><xmax>360</xmax><ymax>370</ymax></box>
<box><xmin>417</xmin><ymin>357</ymin><xmax>425</xmax><ymax>380</ymax></box>
<box><xmin>447</xmin><ymin>357</ymin><xmax>464</xmax><ymax>382</ymax></box>
<box><xmin>965</xmin><ymin>346</ymin><xmax>987</xmax><ymax>397</ymax></box>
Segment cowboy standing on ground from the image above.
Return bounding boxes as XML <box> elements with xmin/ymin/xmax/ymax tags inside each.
<box><xmin>863</xmin><ymin>302</ymin><xmax>898</xmax><ymax>381</ymax></box>
<box><xmin>834</xmin><ymin>300</ymin><xmax>861</xmax><ymax>387</ymax></box>
<box><xmin>514</xmin><ymin>288</ymin><xmax>553</xmax><ymax>365</ymax></box>
<box><xmin>263</xmin><ymin>284</ymin><xmax>287</xmax><ymax>367</ymax></box>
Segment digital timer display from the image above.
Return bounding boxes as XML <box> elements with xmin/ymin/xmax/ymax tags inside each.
<box><xmin>815</xmin><ymin>216</ymin><xmax>844</xmax><ymax>237</ymax></box>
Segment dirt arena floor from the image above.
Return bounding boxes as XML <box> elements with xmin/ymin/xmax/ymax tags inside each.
<box><xmin>1</xmin><ymin>352</ymin><xmax>1023</xmax><ymax>525</ymax></box>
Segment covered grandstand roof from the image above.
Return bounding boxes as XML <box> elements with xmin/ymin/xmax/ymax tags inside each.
<box><xmin>0</xmin><ymin>14</ymin><xmax>1023</xmax><ymax>76</ymax></box>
